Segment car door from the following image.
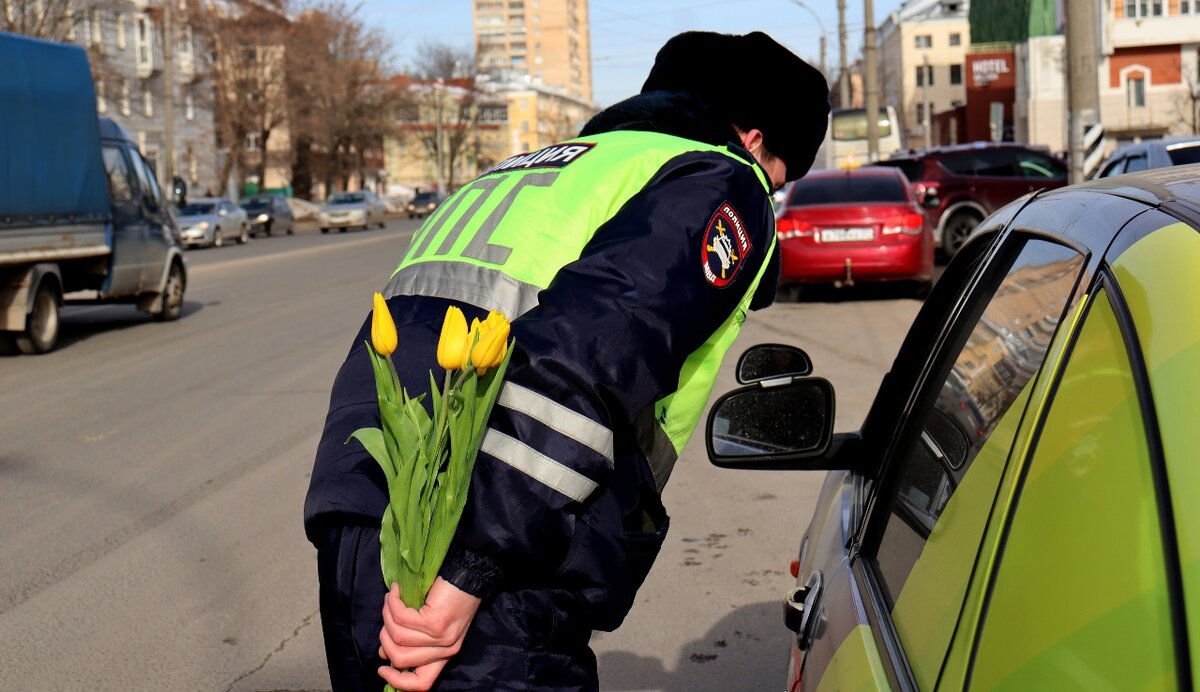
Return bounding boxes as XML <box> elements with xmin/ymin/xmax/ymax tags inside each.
<box><xmin>100</xmin><ymin>144</ymin><xmax>145</xmax><ymax>295</ymax></box>
<box><xmin>1011</xmin><ymin>149</ymin><xmax>1067</xmax><ymax>194</ymax></box>
<box><xmin>964</xmin><ymin>208</ymin><xmax>1193</xmax><ymax>690</ymax></box>
<box><xmin>798</xmin><ymin>228</ymin><xmax>1090</xmax><ymax>691</ymax></box>
<box><xmin>966</xmin><ymin>149</ymin><xmax>1028</xmax><ymax>212</ymax></box>
<box><xmin>129</xmin><ymin>151</ymin><xmax>171</xmax><ymax>288</ymax></box>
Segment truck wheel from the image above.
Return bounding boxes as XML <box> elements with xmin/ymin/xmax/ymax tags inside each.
<box><xmin>154</xmin><ymin>262</ymin><xmax>185</xmax><ymax>322</ymax></box>
<box><xmin>16</xmin><ymin>282</ymin><xmax>59</xmax><ymax>355</ymax></box>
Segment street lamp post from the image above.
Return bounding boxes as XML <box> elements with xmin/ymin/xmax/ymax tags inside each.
<box><xmin>789</xmin><ymin>0</ymin><xmax>828</xmax><ymax>85</ymax></box>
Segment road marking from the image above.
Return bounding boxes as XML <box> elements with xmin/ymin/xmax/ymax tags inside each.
<box><xmin>188</xmin><ymin>230</ymin><xmax>414</xmax><ymax>277</ymax></box>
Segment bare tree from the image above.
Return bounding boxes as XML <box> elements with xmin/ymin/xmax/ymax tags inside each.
<box><xmin>1</xmin><ymin>0</ymin><xmax>124</xmax><ymax>83</ymax></box>
<box><xmin>1177</xmin><ymin>56</ymin><xmax>1200</xmax><ymax>135</ymax></box>
<box><xmin>285</xmin><ymin>2</ymin><xmax>398</xmax><ymax>198</ymax></box>
<box><xmin>400</xmin><ymin>41</ymin><xmax>480</xmax><ymax>191</ymax></box>
<box><xmin>188</xmin><ymin>0</ymin><xmax>291</xmax><ymax>196</ymax></box>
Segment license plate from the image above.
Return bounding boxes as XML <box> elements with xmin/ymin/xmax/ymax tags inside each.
<box><xmin>820</xmin><ymin>227</ymin><xmax>874</xmax><ymax>242</ymax></box>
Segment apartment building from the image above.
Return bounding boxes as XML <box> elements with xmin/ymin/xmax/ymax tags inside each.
<box><xmin>1012</xmin><ymin>0</ymin><xmax>1200</xmax><ymax>155</ymax></box>
<box><xmin>878</xmin><ymin>0</ymin><xmax>971</xmax><ymax>146</ymax></box>
<box><xmin>473</xmin><ymin>0</ymin><xmax>593</xmax><ymax>104</ymax></box>
<box><xmin>74</xmin><ymin>1</ymin><xmax>219</xmax><ymax>193</ymax></box>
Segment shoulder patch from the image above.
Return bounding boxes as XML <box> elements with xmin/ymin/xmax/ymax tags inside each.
<box><xmin>702</xmin><ymin>202</ymin><xmax>752</xmax><ymax>288</ymax></box>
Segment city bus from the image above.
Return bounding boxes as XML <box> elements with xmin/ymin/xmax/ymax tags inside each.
<box><xmin>821</xmin><ymin>106</ymin><xmax>904</xmax><ymax>170</ymax></box>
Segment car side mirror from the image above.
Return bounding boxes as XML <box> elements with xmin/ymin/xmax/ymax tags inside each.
<box><xmin>706</xmin><ymin>378</ymin><xmax>835</xmax><ymax>468</ymax></box>
<box><xmin>736</xmin><ymin>344</ymin><xmax>813</xmax><ymax>384</ymax></box>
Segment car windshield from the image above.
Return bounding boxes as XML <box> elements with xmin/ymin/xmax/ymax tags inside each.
<box><xmin>413</xmin><ymin>193</ymin><xmax>438</xmax><ymax>203</ymax></box>
<box><xmin>181</xmin><ymin>202</ymin><xmax>215</xmax><ymax>215</ymax></box>
<box><xmin>786</xmin><ymin>175</ymin><xmax>908</xmax><ymax>206</ymax></box>
<box><xmin>330</xmin><ymin>193</ymin><xmax>365</xmax><ymax>204</ymax></box>
<box><xmin>1167</xmin><ymin>144</ymin><xmax>1200</xmax><ymax>166</ymax></box>
<box><xmin>831</xmin><ymin>108</ymin><xmax>893</xmax><ymax>141</ymax></box>
<box><xmin>241</xmin><ymin>197</ymin><xmax>272</xmax><ymax>209</ymax></box>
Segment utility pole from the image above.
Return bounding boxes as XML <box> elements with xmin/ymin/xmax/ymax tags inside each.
<box><xmin>837</xmin><ymin>0</ymin><xmax>850</xmax><ymax>108</ymax></box>
<box><xmin>162</xmin><ymin>0</ymin><xmax>175</xmax><ymax>187</ymax></box>
<box><xmin>864</xmin><ymin>0</ymin><xmax>880</xmax><ymax>161</ymax></box>
<box><xmin>1065</xmin><ymin>0</ymin><xmax>1103</xmax><ymax>183</ymax></box>
<box><xmin>923</xmin><ymin>55</ymin><xmax>932</xmax><ymax>149</ymax></box>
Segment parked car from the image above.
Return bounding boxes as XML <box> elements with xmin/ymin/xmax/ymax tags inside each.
<box><xmin>1094</xmin><ymin>135</ymin><xmax>1200</xmax><ymax>178</ymax></box>
<box><xmin>407</xmin><ymin>191</ymin><xmax>444</xmax><ymax>219</ymax></box>
<box><xmin>319</xmin><ymin>190</ymin><xmax>387</xmax><ymax>232</ymax></box>
<box><xmin>706</xmin><ymin>164</ymin><xmax>1200</xmax><ymax>691</ymax></box>
<box><xmin>874</xmin><ymin>142</ymin><xmax>1068</xmax><ymax>260</ymax></box>
<box><xmin>239</xmin><ymin>194</ymin><xmax>294</xmax><ymax>237</ymax></box>
<box><xmin>775</xmin><ymin>167</ymin><xmax>934</xmax><ymax>296</ymax></box>
<box><xmin>176</xmin><ymin>198</ymin><xmax>249</xmax><ymax>248</ymax></box>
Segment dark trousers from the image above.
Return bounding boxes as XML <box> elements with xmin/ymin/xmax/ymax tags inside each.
<box><xmin>312</xmin><ymin>522</ymin><xmax>600</xmax><ymax>691</ymax></box>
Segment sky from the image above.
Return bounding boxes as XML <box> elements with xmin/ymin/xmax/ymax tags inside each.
<box><xmin>359</xmin><ymin>0</ymin><xmax>906</xmax><ymax>107</ymax></box>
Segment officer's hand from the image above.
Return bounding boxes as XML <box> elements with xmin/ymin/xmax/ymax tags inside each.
<box><xmin>377</xmin><ymin>577</ymin><xmax>482</xmax><ymax>691</ymax></box>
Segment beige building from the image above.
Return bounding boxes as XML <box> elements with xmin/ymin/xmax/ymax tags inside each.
<box><xmin>495</xmin><ymin>78</ymin><xmax>595</xmax><ymax>154</ymax></box>
<box><xmin>1016</xmin><ymin>3</ymin><xmax>1200</xmax><ymax>156</ymax></box>
<box><xmin>878</xmin><ymin>0</ymin><xmax>971</xmax><ymax>146</ymax></box>
<box><xmin>473</xmin><ymin>0</ymin><xmax>593</xmax><ymax>104</ymax></box>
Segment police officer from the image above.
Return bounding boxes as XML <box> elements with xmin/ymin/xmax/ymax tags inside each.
<box><xmin>305</xmin><ymin>30</ymin><xmax>829</xmax><ymax>691</ymax></box>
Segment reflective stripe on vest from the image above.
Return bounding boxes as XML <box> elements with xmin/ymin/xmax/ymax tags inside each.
<box><xmin>386</xmin><ymin>129</ymin><xmax>774</xmax><ymax>494</ymax></box>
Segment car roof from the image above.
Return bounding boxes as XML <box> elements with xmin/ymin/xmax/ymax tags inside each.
<box><xmin>1067</xmin><ymin>162</ymin><xmax>1200</xmax><ymax>208</ymax></box>
<box><xmin>802</xmin><ymin>167</ymin><xmax>905</xmax><ymax>180</ymax></box>
<box><xmin>885</xmin><ymin>141</ymin><xmax>1053</xmax><ymax>161</ymax></box>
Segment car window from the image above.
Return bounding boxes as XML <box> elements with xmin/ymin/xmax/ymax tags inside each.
<box><xmin>129</xmin><ymin>151</ymin><xmax>163</xmax><ymax>210</ymax></box>
<box><xmin>871</xmin><ymin>237</ymin><xmax>1085</xmax><ymax>688</ymax></box>
<box><xmin>1098</xmin><ymin>157</ymin><xmax>1126</xmax><ymax>178</ymax></box>
<box><xmin>939</xmin><ymin>150</ymin><xmax>1019</xmax><ymax>177</ymax></box>
<box><xmin>101</xmin><ymin>146</ymin><xmax>134</xmax><ymax>203</ymax></box>
<box><xmin>874</xmin><ymin>160</ymin><xmax>925</xmax><ymax>183</ymax></box>
<box><xmin>1124</xmin><ymin>154</ymin><xmax>1149</xmax><ymax>173</ymax></box>
<box><xmin>970</xmin><ymin>289</ymin><xmax>1175</xmax><ymax>689</ymax></box>
<box><xmin>1013</xmin><ymin>150</ymin><xmax>1066</xmax><ymax>179</ymax></box>
<box><xmin>973</xmin><ymin>150</ymin><xmax>1018</xmax><ymax>177</ymax></box>
<box><xmin>1167</xmin><ymin>143</ymin><xmax>1200</xmax><ymax>166</ymax></box>
<box><xmin>786</xmin><ymin>175</ymin><xmax>909</xmax><ymax>206</ymax></box>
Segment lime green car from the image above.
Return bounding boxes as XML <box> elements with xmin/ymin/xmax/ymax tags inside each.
<box><xmin>707</xmin><ymin>165</ymin><xmax>1200</xmax><ymax>690</ymax></box>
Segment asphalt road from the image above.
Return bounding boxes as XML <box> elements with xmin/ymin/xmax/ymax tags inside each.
<box><xmin>0</xmin><ymin>217</ymin><xmax>921</xmax><ymax>691</ymax></box>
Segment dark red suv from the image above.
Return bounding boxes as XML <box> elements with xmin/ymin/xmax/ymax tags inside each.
<box><xmin>873</xmin><ymin>143</ymin><xmax>1068</xmax><ymax>259</ymax></box>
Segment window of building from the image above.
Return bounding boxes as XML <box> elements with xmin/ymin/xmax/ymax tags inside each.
<box><xmin>1124</xmin><ymin>0</ymin><xmax>1162</xmax><ymax>16</ymax></box>
<box><xmin>246</xmin><ymin>133</ymin><xmax>261</xmax><ymax>151</ymax></box>
<box><xmin>86</xmin><ymin>7</ymin><xmax>102</xmax><ymax>47</ymax></box>
<box><xmin>120</xmin><ymin>79</ymin><xmax>131</xmax><ymax>116</ymax></box>
<box><xmin>142</xmin><ymin>82</ymin><xmax>153</xmax><ymax>116</ymax></box>
<box><xmin>950</xmin><ymin>64</ymin><xmax>963</xmax><ymax>85</ymax></box>
<box><xmin>916</xmin><ymin>102</ymin><xmax>926</xmax><ymax>123</ymax></box>
<box><xmin>185</xmin><ymin>89</ymin><xmax>195</xmax><ymax>121</ymax></box>
<box><xmin>180</xmin><ymin>24</ymin><xmax>193</xmax><ymax>59</ymax></box>
<box><xmin>1182</xmin><ymin>0</ymin><xmax>1193</xmax><ymax>12</ymax></box>
<box><xmin>916</xmin><ymin>64</ymin><xmax>934</xmax><ymax>87</ymax></box>
<box><xmin>135</xmin><ymin>15</ymin><xmax>152</xmax><ymax>69</ymax></box>
<box><xmin>915</xmin><ymin>34</ymin><xmax>932</xmax><ymax>48</ymax></box>
<box><xmin>1128</xmin><ymin>75</ymin><xmax>1146</xmax><ymax>107</ymax></box>
<box><xmin>116</xmin><ymin>12</ymin><xmax>126</xmax><ymax>49</ymax></box>
<box><xmin>65</xmin><ymin>8</ymin><xmax>75</xmax><ymax>40</ymax></box>
<box><xmin>96</xmin><ymin>79</ymin><xmax>107</xmax><ymax>114</ymax></box>
<box><xmin>949</xmin><ymin>32</ymin><xmax>961</xmax><ymax>46</ymax></box>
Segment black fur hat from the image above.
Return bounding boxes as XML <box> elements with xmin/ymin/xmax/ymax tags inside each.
<box><xmin>641</xmin><ymin>31</ymin><xmax>830</xmax><ymax>181</ymax></box>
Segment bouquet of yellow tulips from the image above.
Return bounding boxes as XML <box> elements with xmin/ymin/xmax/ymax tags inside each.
<box><xmin>349</xmin><ymin>293</ymin><xmax>514</xmax><ymax>613</ymax></box>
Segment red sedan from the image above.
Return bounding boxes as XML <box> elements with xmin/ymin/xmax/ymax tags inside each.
<box><xmin>775</xmin><ymin>167</ymin><xmax>934</xmax><ymax>296</ymax></box>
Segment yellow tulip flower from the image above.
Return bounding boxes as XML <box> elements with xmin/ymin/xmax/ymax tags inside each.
<box><xmin>371</xmin><ymin>292</ymin><xmax>398</xmax><ymax>356</ymax></box>
<box><xmin>437</xmin><ymin>306</ymin><xmax>469</xmax><ymax>370</ymax></box>
<box><xmin>471</xmin><ymin>312</ymin><xmax>510</xmax><ymax>375</ymax></box>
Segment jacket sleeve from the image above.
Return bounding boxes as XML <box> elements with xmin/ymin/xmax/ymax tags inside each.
<box><xmin>439</xmin><ymin>151</ymin><xmax>776</xmax><ymax>598</ymax></box>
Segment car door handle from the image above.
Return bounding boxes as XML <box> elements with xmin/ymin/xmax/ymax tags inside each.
<box><xmin>784</xmin><ymin>571</ymin><xmax>823</xmax><ymax>651</ymax></box>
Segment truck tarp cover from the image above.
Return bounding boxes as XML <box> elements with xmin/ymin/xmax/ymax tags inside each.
<box><xmin>0</xmin><ymin>33</ymin><xmax>109</xmax><ymax>227</ymax></box>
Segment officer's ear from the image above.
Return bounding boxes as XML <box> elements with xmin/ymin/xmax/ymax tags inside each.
<box><xmin>736</xmin><ymin>128</ymin><xmax>766</xmax><ymax>153</ymax></box>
